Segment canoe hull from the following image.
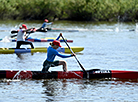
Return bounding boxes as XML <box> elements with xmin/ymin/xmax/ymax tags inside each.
<box><xmin>37</xmin><ymin>28</ymin><xmax>79</xmax><ymax>32</ymax></box>
<box><xmin>10</xmin><ymin>38</ymin><xmax>73</xmax><ymax>43</ymax></box>
<box><xmin>47</xmin><ymin>28</ymin><xmax>79</xmax><ymax>32</ymax></box>
<box><xmin>1</xmin><ymin>69</ymin><xmax>138</xmax><ymax>80</ymax></box>
<box><xmin>0</xmin><ymin>47</ymin><xmax>84</xmax><ymax>54</ymax></box>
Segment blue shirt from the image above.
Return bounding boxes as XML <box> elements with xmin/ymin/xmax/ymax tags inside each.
<box><xmin>41</xmin><ymin>22</ymin><xmax>52</xmax><ymax>28</ymax></box>
<box><xmin>46</xmin><ymin>46</ymin><xmax>72</xmax><ymax>62</ymax></box>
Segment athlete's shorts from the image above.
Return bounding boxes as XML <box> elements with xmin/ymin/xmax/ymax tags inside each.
<box><xmin>42</xmin><ymin>60</ymin><xmax>59</xmax><ymax>72</ymax></box>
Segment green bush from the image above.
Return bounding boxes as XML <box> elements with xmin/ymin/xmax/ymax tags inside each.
<box><xmin>0</xmin><ymin>0</ymin><xmax>137</xmax><ymax>21</ymax></box>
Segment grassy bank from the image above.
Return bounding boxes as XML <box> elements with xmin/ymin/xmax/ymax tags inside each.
<box><xmin>0</xmin><ymin>0</ymin><xmax>138</xmax><ymax>21</ymax></box>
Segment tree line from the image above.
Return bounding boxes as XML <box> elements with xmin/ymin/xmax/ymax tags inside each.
<box><xmin>0</xmin><ymin>0</ymin><xmax>137</xmax><ymax>22</ymax></box>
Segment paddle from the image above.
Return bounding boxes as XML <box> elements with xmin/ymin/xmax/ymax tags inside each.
<box><xmin>56</xmin><ymin>34</ymin><xmax>60</xmax><ymax>40</ymax></box>
<box><xmin>11</xmin><ymin>30</ymin><xmax>18</xmax><ymax>34</ymax></box>
<box><xmin>10</xmin><ymin>34</ymin><xmax>17</xmax><ymax>38</ymax></box>
<box><xmin>10</xmin><ymin>29</ymin><xmax>36</xmax><ymax>38</ymax></box>
<box><xmin>50</xmin><ymin>15</ymin><xmax>57</xmax><ymax>28</ymax></box>
<box><xmin>45</xmin><ymin>16</ymin><xmax>56</xmax><ymax>31</ymax></box>
<box><xmin>60</xmin><ymin>33</ymin><xmax>87</xmax><ymax>78</ymax></box>
<box><xmin>11</xmin><ymin>29</ymin><xmax>35</xmax><ymax>34</ymax></box>
<box><xmin>25</xmin><ymin>29</ymin><xmax>36</xmax><ymax>38</ymax></box>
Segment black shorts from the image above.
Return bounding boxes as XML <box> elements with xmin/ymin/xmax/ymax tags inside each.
<box><xmin>16</xmin><ymin>41</ymin><xmax>34</xmax><ymax>49</ymax></box>
<box><xmin>42</xmin><ymin>60</ymin><xmax>59</xmax><ymax>72</ymax></box>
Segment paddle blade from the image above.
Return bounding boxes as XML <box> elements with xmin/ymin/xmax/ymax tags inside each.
<box><xmin>10</xmin><ymin>34</ymin><xmax>17</xmax><ymax>38</ymax></box>
<box><xmin>11</xmin><ymin>30</ymin><xmax>18</xmax><ymax>34</ymax></box>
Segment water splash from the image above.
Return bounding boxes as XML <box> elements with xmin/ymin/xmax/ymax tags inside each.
<box><xmin>12</xmin><ymin>70</ymin><xmax>32</xmax><ymax>80</ymax></box>
<box><xmin>115</xmin><ymin>27</ymin><xmax>119</xmax><ymax>32</ymax></box>
<box><xmin>12</xmin><ymin>70</ymin><xmax>22</xmax><ymax>80</ymax></box>
<box><xmin>71</xmin><ymin>72</ymin><xmax>83</xmax><ymax>79</ymax></box>
<box><xmin>136</xmin><ymin>23</ymin><xmax>138</xmax><ymax>32</ymax></box>
<box><xmin>0</xmin><ymin>36</ymin><xmax>11</xmax><ymax>42</ymax></box>
<box><xmin>115</xmin><ymin>16</ymin><xmax>120</xmax><ymax>32</ymax></box>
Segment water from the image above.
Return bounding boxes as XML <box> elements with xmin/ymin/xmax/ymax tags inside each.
<box><xmin>0</xmin><ymin>20</ymin><xmax>138</xmax><ymax>102</ymax></box>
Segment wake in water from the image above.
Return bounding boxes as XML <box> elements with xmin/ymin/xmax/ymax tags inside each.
<box><xmin>0</xmin><ymin>36</ymin><xmax>11</xmax><ymax>42</ymax></box>
<box><xmin>12</xmin><ymin>70</ymin><xmax>32</xmax><ymax>80</ymax></box>
<box><xmin>0</xmin><ymin>23</ymin><xmax>23</xmax><ymax>43</ymax></box>
<box><xmin>0</xmin><ymin>79</ymin><xmax>20</xmax><ymax>85</ymax></box>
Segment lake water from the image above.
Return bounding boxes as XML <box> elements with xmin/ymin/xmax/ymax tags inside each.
<box><xmin>0</xmin><ymin>20</ymin><xmax>138</xmax><ymax>102</ymax></box>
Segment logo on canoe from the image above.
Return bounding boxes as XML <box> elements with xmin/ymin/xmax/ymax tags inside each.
<box><xmin>94</xmin><ymin>70</ymin><xmax>110</xmax><ymax>74</ymax></box>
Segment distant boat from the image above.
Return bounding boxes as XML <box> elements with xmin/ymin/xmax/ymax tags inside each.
<box><xmin>37</xmin><ymin>28</ymin><xmax>79</xmax><ymax>32</ymax></box>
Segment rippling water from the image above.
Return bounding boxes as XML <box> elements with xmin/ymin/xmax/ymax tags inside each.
<box><xmin>0</xmin><ymin>20</ymin><xmax>138</xmax><ymax>102</ymax></box>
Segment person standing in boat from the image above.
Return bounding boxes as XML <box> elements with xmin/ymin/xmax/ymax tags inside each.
<box><xmin>16</xmin><ymin>24</ymin><xmax>35</xmax><ymax>49</ymax></box>
<box><xmin>42</xmin><ymin>40</ymin><xmax>75</xmax><ymax>72</ymax></box>
<box><xmin>39</xmin><ymin>19</ymin><xmax>53</xmax><ymax>31</ymax></box>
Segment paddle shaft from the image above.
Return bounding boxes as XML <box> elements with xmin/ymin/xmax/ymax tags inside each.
<box><xmin>51</xmin><ymin>15</ymin><xmax>57</xmax><ymax>28</ymax></box>
<box><xmin>11</xmin><ymin>32</ymin><xmax>30</xmax><ymax>38</ymax></box>
<box><xmin>11</xmin><ymin>34</ymin><xmax>17</xmax><ymax>38</ymax></box>
<box><xmin>11</xmin><ymin>29</ymin><xmax>35</xmax><ymax>38</ymax></box>
<box><xmin>60</xmin><ymin>34</ymin><xmax>87</xmax><ymax>73</ymax></box>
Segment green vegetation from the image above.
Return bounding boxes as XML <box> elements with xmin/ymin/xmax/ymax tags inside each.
<box><xmin>0</xmin><ymin>0</ymin><xmax>137</xmax><ymax>21</ymax></box>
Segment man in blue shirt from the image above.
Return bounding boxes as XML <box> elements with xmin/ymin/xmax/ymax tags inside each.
<box><xmin>39</xmin><ymin>19</ymin><xmax>53</xmax><ymax>31</ymax></box>
<box><xmin>42</xmin><ymin>40</ymin><xmax>75</xmax><ymax>72</ymax></box>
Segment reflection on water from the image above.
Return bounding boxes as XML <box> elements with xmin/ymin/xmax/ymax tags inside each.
<box><xmin>41</xmin><ymin>79</ymin><xmax>87</xmax><ymax>101</ymax></box>
<box><xmin>16</xmin><ymin>53</ymin><xmax>34</xmax><ymax>59</ymax></box>
<box><xmin>0</xmin><ymin>78</ymin><xmax>138</xmax><ymax>101</ymax></box>
<box><xmin>16</xmin><ymin>53</ymin><xmax>24</xmax><ymax>59</ymax></box>
<box><xmin>40</xmin><ymin>78</ymin><xmax>138</xmax><ymax>101</ymax></box>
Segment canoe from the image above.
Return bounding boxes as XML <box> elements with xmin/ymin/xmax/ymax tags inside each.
<box><xmin>0</xmin><ymin>69</ymin><xmax>138</xmax><ymax>79</ymax></box>
<box><xmin>11</xmin><ymin>37</ymin><xmax>73</xmax><ymax>42</ymax></box>
<box><xmin>1</xmin><ymin>37</ymin><xmax>73</xmax><ymax>43</ymax></box>
<box><xmin>47</xmin><ymin>28</ymin><xmax>79</xmax><ymax>32</ymax></box>
<box><xmin>0</xmin><ymin>47</ymin><xmax>84</xmax><ymax>54</ymax></box>
<box><xmin>36</xmin><ymin>28</ymin><xmax>79</xmax><ymax>32</ymax></box>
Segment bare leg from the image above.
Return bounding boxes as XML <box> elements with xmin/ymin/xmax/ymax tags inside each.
<box><xmin>58</xmin><ymin>61</ymin><xmax>67</xmax><ymax>72</ymax></box>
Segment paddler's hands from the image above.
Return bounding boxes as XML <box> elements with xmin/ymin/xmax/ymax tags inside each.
<box><xmin>31</xmin><ymin>28</ymin><xmax>36</xmax><ymax>31</ymax></box>
<box><xmin>71</xmin><ymin>53</ymin><xmax>76</xmax><ymax>57</ymax></box>
<box><xmin>24</xmin><ymin>36</ymin><xmax>27</xmax><ymax>39</ymax></box>
<box><xmin>30</xmin><ymin>28</ymin><xmax>36</xmax><ymax>33</ymax></box>
<box><xmin>60</xmin><ymin>33</ymin><xmax>62</xmax><ymax>37</ymax></box>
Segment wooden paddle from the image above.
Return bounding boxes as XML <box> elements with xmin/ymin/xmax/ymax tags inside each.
<box><xmin>60</xmin><ymin>33</ymin><xmax>87</xmax><ymax>78</ymax></box>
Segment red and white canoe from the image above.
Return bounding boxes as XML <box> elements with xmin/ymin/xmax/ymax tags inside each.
<box><xmin>0</xmin><ymin>69</ymin><xmax>138</xmax><ymax>80</ymax></box>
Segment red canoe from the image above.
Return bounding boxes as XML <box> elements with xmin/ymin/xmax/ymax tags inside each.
<box><xmin>0</xmin><ymin>69</ymin><xmax>138</xmax><ymax>80</ymax></box>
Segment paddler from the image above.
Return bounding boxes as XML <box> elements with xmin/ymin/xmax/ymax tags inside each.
<box><xmin>42</xmin><ymin>39</ymin><xmax>75</xmax><ymax>72</ymax></box>
<box><xmin>39</xmin><ymin>19</ymin><xmax>53</xmax><ymax>31</ymax></box>
<box><xmin>16</xmin><ymin>24</ymin><xmax>35</xmax><ymax>49</ymax></box>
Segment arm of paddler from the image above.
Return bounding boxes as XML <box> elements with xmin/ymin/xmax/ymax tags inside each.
<box><xmin>56</xmin><ymin>33</ymin><xmax>64</xmax><ymax>40</ymax></box>
<box><xmin>23</xmin><ymin>28</ymin><xmax>35</xmax><ymax>39</ymax></box>
<box><xmin>23</xmin><ymin>28</ymin><xmax>35</xmax><ymax>32</ymax></box>
<box><xmin>56</xmin><ymin>33</ymin><xmax>67</xmax><ymax>41</ymax></box>
<box><xmin>56</xmin><ymin>35</ymin><xmax>60</xmax><ymax>40</ymax></box>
